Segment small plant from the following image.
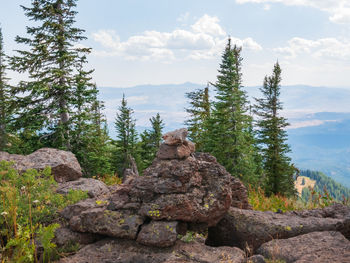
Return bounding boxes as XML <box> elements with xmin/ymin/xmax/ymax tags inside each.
<box><xmin>248</xmin><ymin>185</ymin><xmax>344</xmax><ymax>212</ymax></box>
<box><xmin>178</xmin><ymin>231</ymin><xmax>195</xmax><ymax>243</ymax></box>
<box><xmin>0</xmin><ymin>161</ymin><xmax>88</xmax><ymax>262</ymax></box>
<box><xmin>93</xmin><ymin>173</ymin><xmax>122</xmax><ymax>186</ymax></box>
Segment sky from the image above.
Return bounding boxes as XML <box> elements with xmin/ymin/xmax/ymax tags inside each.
<box><xmin>1</xmin><ymin>0</ymin><xmax>350</xmax><ymax>88</ymax></box>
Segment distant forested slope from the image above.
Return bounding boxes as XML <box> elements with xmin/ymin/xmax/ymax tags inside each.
<box><xmin>300</xmin><ymin>170</ymin><xmax>350</xmax><ymax>201</ymax></box>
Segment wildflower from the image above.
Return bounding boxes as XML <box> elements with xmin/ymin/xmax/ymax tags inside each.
<box><xmin>33</xmin><ymin>200</ymin><xmax>40</xmax><ymax>204</ymax></box>
<box><xmin>21</xmin><ymin>186</ymin><xmax>26</xmax><ymax>190</ymax></box>
<box><xmin>1</xmin><ymin>212</ymin><xmax>8</xmax><ymax>216</ymax></box>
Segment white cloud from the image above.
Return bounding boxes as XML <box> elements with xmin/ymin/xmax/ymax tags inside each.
<box><xmin>288</xmin><ymin>119</ymin><xmax>338</xmax><ymax>129</ymax></box>
<box><xmin>191</xmin><ymin>14</ymin><xmax>226</xmax><ymax>36</ymax></box>
<box><xmin>91</xmin><ymin>14</ymin><xmax>262</xmax><ymax>61</ymax></box>
<box><xmin>274</xmin><ymin>37</ymin><xmax>350</xmax><ymax>61</ymax></box>
<box><xmin>236</xmin><ymin>0</ymin><xmax>350</xmax><ymax>25</ymax></box>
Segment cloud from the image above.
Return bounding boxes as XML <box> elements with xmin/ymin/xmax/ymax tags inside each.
<box><xmin>236</xmin><ymin>0</ymin><xmax>350</xmax><ymax>25</ymax></box>
<box><xmin>288</xmin><ymin>119</ymin><xmax>338</xmax><ymax>129</ymax></box>
<box><xmin>191</xmin><ymin>14</ymin><xmax>226</xmax><ymax>36</ymax></box>
<box><xmin>91</xmin><ymin>14</ymin><xmax>262</xmax><ymax>61</ymax></box>
<box><xmin>274</xmin><ymin>37</ymin><xmax>350</xmax><ymax>61</ymax></box>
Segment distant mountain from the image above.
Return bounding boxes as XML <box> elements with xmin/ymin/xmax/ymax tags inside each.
<box><xmin>98</xmin><ymin>83</ymin><xmax>350</xmax><ymax>187</ymax></box>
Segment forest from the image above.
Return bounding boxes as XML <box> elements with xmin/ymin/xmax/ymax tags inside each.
<box><xmin>0</xmin><ymin>0</ymin><xmax>297</xmax><ymax>197</ymax></box>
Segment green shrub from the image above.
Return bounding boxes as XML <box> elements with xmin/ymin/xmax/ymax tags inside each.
<box><xmin>0</xmin><ymin>161</ymin><xmax>88</xmax><ymax>262</ymax></box>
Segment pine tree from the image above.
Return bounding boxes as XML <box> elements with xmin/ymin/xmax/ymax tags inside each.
<box><xmin>114</xmin><ymin>95</ymin><xmax>138</xmax><ymax>176</ymax></box>
<box><xmin>184</xmin><ymin>85</ymin><xmax>210</xmax><ymax>151</ymax></box>
<box><xmin>204</xmin><ymin>38</ymin><xmax>260</xmax><ymax>185</ymax></box>
<box><xmin>254</xmin><ymin>62</ymin><xmax>296</xmax><ymax>196</ymax></box>
<box><xmin>0</xmin><ymin>27</ymin><xmax>13</xmax><ymax>151</ymax></box>
<box><xmin>10</xmin><ymin>0</ymin><xmax>93</xmax><ymax>150</ymax></box>
<box><xmin>139</xmin><ymin>113</ymin><xmax>164</xmax><ymax>170</ymax></box>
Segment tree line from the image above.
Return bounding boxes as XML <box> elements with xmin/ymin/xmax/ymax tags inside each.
<box><xmin>0</xmin><ymin>0</ymin><xmax>296</xmax><ymax>196</ymax></box>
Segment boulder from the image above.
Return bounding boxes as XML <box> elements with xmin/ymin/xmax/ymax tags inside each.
<box><xmin>69</xmin><ymin>207</ymin><xmax>144</xmax><ymax>239</ymax></box>
<box><xmin>60</xmin><ymin>198</ymin><xmax>109</xmax><ymax>221</ymax></box>
<box><xmin>58</xmin><ymin>238</ymin><xmax>245</xmax><ymax>263</ymax></box>
<box><xmin>162</xmin><ymin>128</ymin><xmax>188</xmax><ymax>145</ymax></box>
<box><xmin>257</xmin><ymin>231</ymin><xmax>350</xmax><ymax>263</ymax></box>
<box><xmin>206</xmin><ymin>206</ymin><xmax>346</xmax><ymax>251</ymax></box>
<box><xmin>0</xmin><ymin>148</ymin><xmax>82</xmax><ymax>183</ymax></box>
<box><xmin>230</xmin><ymin>176</ymin><xmax>251</xmax><ymax>209</ymax></box>
<box><xmin>54</xmin><ymin>227</ymin><xmax>101</xmax><ymax>247</ymax></box>
<box><xmin>285</xmin><ymin>203</ymin><xmax>350</xmax><ymax>238</ymax></box>
<box><xmin>134</xmin><ymin>153</ymin><xmax>234</xmax><ymax>226</ymax></box>
<box><xmin>56</xmin><ymin>178</ymin><xmax>110</xmax><ymax>198</ymax></box>
<box><xmin>156</xmin><ymin>141</ymin><xmax>195</xmax><ymax>160</ymax></box>
<box><xmin>136</xmin><ymin>221</ymin><xmax>179</xmax><ymax>247</ymax></box>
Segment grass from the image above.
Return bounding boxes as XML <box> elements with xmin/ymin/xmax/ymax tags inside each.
<box><xmin>0</xmin><ymin>161</ymin><xmax>88</xmax><ymax>262</ymax></box>
<box><xmin>248</xmin><ymin>186</ymin><xmax>349</xmax><ymax>212</ymax></box>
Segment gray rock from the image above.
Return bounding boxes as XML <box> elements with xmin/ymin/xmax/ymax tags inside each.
<box><xmin>206</xmin><ymin>206</ymin><xmax>345</xmax><ymax>251</ymax></box>
<box><xmin>60</xmin><ymin>198</ymin><xmax>108</xmax><ymax>221</ymax></box>
<box><xmin>54</xmin><ymin>227</ymin><xmax>101</xmax><ymax>247</ymax></box>
<box><xmin>285</xmin><ymin>203</ymin><xmax>350</xmax><ymax>238</ymax></box>
<box><xmin>136</xmin><ymin>221</ymin><xmax>179</xmax><ymax>247</ymax></box>
<box><xmin>257</xmin><ymin>231</ymin><xmax>350</xmax><ymax>263</ymax></box>
<box><xmin>56</xmin><ymin>178</ymin><xmax>110</xmax><ymax>198</ymax></box>
<box><xmin>156</xmin><ymin>141</ymin><xmax>195</xmax><ymax>160</ymax></box>
<box><xmin>58</xmin><ymin>238</ymin><xmax>245</xmax><ymax>263</ymax></box>
<box><xmin>0</xmin><ymin>148</ymin><xmax>82</xmax><ymax>183</ymax></box>
<box><xmin>69</xmin><ymin>207</ymin><xmax>144</xmax><ymax>239</ymax></box>
<box><xmin>162</xmin><ymin>128</ymin><xmax>188</xmax><ymax>145</ymax></box>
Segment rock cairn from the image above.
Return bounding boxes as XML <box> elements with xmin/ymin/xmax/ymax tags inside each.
<box><xmin>61</xmin><ymin>128</ymin><xmax>250</xmax><ymax>248</ymax></box>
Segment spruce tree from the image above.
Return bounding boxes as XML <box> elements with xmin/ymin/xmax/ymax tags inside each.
<box><xmin>204</xmin><ymin>38</ymin><xmax>260</xmax><ymax>185</ymax></box>
<box><xmin>114</xmin><ymin>95</ymin><xmax>138</xmax><ymax>176</ymax></box>
<box><xmin>10</xmin><ymin>0</ymin><xmax>93</xmax><ymax>150</ymax></box>
<box><xmin>139</xmin><ymin>113</ymin><xmax>164</xmax><ymax>170</ymax></box>
<box><xmin>0</xmin><ymin>27</ymin><xmax>12</xmax><ymax>151</ymax></box>
<box><xmin>184</xmin><ymin>85</ymin><xmax>210</xmax><ymax>151</ymax></box>
<box><xmin>254</xmin><ymin>62</ymin><xmax>296</xmax><ymax>196</ymax></box>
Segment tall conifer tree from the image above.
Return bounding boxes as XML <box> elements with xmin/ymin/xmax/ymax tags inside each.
<box><xmin>0</xmin><ymin>28</ymin><xmax>12</xmax><ymax>151</ymax></box>
<box><xmin>204</xmin><ymin>39</ymin><xmax>260</xmax><ymax>184</ymax></box>
<box><xmin>10</xmin><ymin>0</ymin><xmax>94</xmax><ymax>150</ymax></box>
<box><xmin>139</xmin><ymin>113</ymin><xmax>164</xmax><ymax>170</ymax></box>
<box><xmin>114</xmin><ymin>95</ymin><xmax>138</xmax><ymax>176</ymax></box>
<box><xmin>184</xmin><ymin>85</ymin><xmax>210</xmax><ymax>151</ymax></box>
<box><xmin>254</xmin><ymin>62</ymin><xmax>296</xmax><ymax>196</ymax></box>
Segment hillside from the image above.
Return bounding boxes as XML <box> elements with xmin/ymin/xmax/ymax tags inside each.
<box><xmin>295</xmin><ymin>176</ymin><xmax>316</xmax><ymax>196</ymax></box>
<box><xmin>299</xmin><ymin>170</ymin><xmax>350</xmax><ymax>202</ymax></box>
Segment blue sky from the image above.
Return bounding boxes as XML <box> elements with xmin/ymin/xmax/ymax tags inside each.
<box><xmin>1</xmin><ymin>0</ymin><xmax>350</xmax><ymax>87</ymax></box>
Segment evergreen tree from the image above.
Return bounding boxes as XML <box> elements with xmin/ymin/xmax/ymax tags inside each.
<box><xmin>184</xmin><ymin>85</ymin><xmax>210</xmax><ymax>151</ymax></box>
<box><xmin>254</xmin><ymin>62</ymin><xmax>296</xmax><ymax>196</ymax></box>
<box><xmin>204</xmin><ymin>38</ymin><xmax>260</xmax><ymax>185</ymax></box>
<box><xmin>10</xmin><ymin>0</ymin><xmax>93</xmax><ymax>150</ymax></box>
<box><xmin>0</xmin><ymin>27</ymin><xmax>12</xmax><ymax>151</ymax></box>
<box><xmin>139</xmin><ymin>113</ymin><xmax>164</xmax><ymax>170</ymax></box>
<box><xmin>114</xmin><ymin>95</ymin><xmax>138</xmax><ymax>176</ymax></box>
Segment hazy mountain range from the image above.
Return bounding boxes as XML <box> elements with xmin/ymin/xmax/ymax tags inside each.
<box><xmin>98</xmin><ymin>83</ymin><xmax>350</xmax><ymax>187</ymax></box>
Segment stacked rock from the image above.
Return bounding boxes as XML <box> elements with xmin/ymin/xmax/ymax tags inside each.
<box><xmin>157</xmin><ymin>128</ymin><xmax>195</xmax><ymax>160</ymax></box>
<box><xmin>60</xmin><ymin>128</ymin><xmax>250</xmax><ymax>248</ymax></box>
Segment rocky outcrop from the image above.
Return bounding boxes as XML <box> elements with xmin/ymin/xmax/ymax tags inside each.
<box><xmin>206</xmin><ymin>206</ymin><xmax>348</xmax><ymax>251</ymax></box>
<box><xmin>0</xmin><ymin>148</ymin><xmax>82</xmax><ymax>182</ymax></box>
<box><xmin>257</xmin><ymin>231</ymin><xmax>350</xmax><ymax>263</ymax></box>
<box><xmin>61</xmin><ymin>129</ymin><xmax>250</xmax><ymax>249</ymax></box>
<box><xmin>58</xmin><ymin>238</ymin><xmax>246</xmax><ymax>263</ymax></box>
<box><xmin>56</xmin><ymin>178</ymin><xmax>110</xmax><ymax>198</ymax></box>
